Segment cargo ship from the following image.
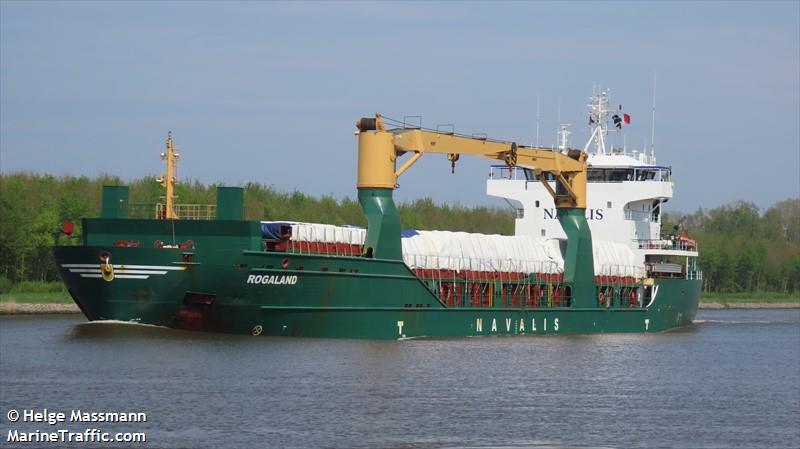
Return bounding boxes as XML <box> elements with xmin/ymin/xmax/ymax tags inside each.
<box><xmin>53</xmin><ymin>90</ymin><xmax>701</xmax><ymax>339</ymax></box>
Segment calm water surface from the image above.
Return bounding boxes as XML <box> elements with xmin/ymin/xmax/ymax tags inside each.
<box><xmin>1</xmin><ymin>309</ymin><xmax>798</xmax><ymax>449</ymax></box>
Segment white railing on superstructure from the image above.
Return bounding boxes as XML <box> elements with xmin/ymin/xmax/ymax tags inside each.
<box><xmin>489</xmin><ymin>165</ymin><xmax>670</xmax><ymax>183</ymax></box>
<box><xmin>624</xmin><ymin>210</ymin><xmax>656</xmax><ymax>222</ymax></box>
<box><xmin>488</xmin><ymin>165</ymin><xmax>530</xmax><ymax>181</ymax></box>
<box><xmin>635</xmin><ymin>238</ymin><xmax>698</xmax><ymax>252</ymax></box>
<box><xmin>603</xmin><ymin>148</ymin><xmax>657</xmax><ymax>165</ymax></box>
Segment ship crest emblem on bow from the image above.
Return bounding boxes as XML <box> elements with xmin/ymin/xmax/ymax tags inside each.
<box><xmin>99</xmin><ymin>251</ymin><xmax>114</xmax><ymax>282</ymax></box>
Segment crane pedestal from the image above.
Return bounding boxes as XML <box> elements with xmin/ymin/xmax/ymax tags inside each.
<box><xmin>359</xmin><ymin>188</ymin><xmax>402</xmax><ymax>261</ymax></box>
<box><xmin>557</xmin><ymin>208</ymin><xmax>597</xmax><ymax>308</ymax></box>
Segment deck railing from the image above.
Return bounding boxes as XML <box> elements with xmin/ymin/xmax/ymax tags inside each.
<box><xmin>636</xmin><ymin>238</ymin><xmax>698</xmax><ymax>252</ymax></box>
<box><xmin>127</xmin><ymin>203</ymin><xmax>216</xmax><ymax>220</ymax></box>
<box><xmin>687</xmin><ymin>270</ymin><xmax>703</xmax><ymax>280</ymax></box>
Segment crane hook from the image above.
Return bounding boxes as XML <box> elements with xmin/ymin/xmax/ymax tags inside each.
<box><xmin>503</xmin><ymin>142</ymin><xmax>517</xmax><ymax>179</ymax></box>
<box><xmin>504</xmin><ymin>143</ymin><xmax>518</xmax><ymax>168</ymax></box>
<box><xmin>447</xmin><ymin>153</ymin><xmax>460</xmax><ymax>174</ymax></box>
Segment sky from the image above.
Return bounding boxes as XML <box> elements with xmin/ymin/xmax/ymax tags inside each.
<box><xmin>1</xmin><ymin>1</ymin><xmax>798</xmax><ymax>214</ymax></box>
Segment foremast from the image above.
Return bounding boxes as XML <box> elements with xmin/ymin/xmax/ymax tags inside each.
<box><xmin>157</xmin><ymin>133</ymin><xmax>180</xmax><ymax>219</ymax></box>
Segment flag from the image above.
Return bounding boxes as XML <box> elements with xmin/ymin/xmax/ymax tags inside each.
<box><xmin>623</xmin><ymin>113</ymin><xmax>631</xmax><ymax>124</ymax></box>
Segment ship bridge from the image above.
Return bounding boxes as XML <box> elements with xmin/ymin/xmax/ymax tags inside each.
<box><xmin>486</xmin><ymin>88</ymin><xmax>699</xmax><ymax>282</ymax></box>
<box><xmin>486</xmin><ymin>159</ymin><xmax>674</xmax><ymax>244</ymax></box>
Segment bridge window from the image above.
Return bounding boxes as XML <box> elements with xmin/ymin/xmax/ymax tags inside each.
<box><xmin>588</xmin><ymin>168</ymin><xmax>635</xmax><ymax>182</ymax></box>
<box><xmin>522</xmin><ymin>168</ymin><xmax>536</xmax><ymax>181</ymax></box>
<box><xmin>588</xmin><ymin>168</ymin><xmax>604</xmax><ymax>182</ymax></box>
<box><xmin>611</xmin><ymin>169</ymin><xmax>633</xmax><ymax>181</ymax></box>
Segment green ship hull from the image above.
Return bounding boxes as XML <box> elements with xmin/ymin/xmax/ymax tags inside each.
<box><xmin>53</xmin><ymin>219</ymin><xmax>700</xmax><ymax>339</ymax></box>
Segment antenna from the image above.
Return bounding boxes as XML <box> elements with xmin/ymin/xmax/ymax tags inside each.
<box><xmin>536</xmin><ymin>94</ymin><xmax>541</xmax><ymax>146</ymax></box>
<box><xmin>558</xmin><ymin>124</ymin><xmax>571</xmax><ymax>151</ymax></box>
<box><xmin>651</xmin><ymin>71</ymin><xmax>657</xmax><ymax>161</ymax></box>
<box><xmin>556</xmin><ymin>98</ymin><xmax>561</xmax><ymax>147</ymax></box>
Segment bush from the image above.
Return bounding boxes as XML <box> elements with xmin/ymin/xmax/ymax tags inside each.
<box><xmin>9</xmin><ymin>281</ymin><xmax>66</xmax><ymax>294</ymax></box>
<box><xmin>0</xmin><ymin>276</ymin><xmax>12</xmax><ymax>294</ymax></box>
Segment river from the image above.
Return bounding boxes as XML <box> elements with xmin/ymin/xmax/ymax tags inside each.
<box><xmin>1</xmin><ymin>309</ymin><xmax>798</xmax><ymax>449</ymax></box>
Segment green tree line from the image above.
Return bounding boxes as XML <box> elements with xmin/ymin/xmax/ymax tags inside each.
<box><xmin>1</xmin><ymin>173</ymin><xmax>798</xmax><ymax>294</ymax></box>
<box><xmin>663</xmin><ymin>199</ymin><xmax>800</xmax><ymax>294</ymax></box>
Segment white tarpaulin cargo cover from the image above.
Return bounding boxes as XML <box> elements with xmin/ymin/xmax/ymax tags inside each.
<box><xmin>290</xmin><ymin>223</ymin><xmax>366</xmax><ymax>245</ymax></box>
<box><xmin>263</xmin><ymin>222</ymin><xmax>644</xmax><ymax>278</ymax></box>
<box><xmin>400</xmin><ymin>231</ymin><xmax>562</xmax><ymax>274</ymax></box>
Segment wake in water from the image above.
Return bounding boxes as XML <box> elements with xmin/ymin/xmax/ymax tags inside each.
<box><xmin>67</xmin><ymin>319</ymin><xmax>250</xmax><ymax>342</ymax></box>
<box><xmin>695</xmin><ymin>318</ymin><xmax>800</xmax><ymax>325</ymax></box>
<box><xmin>695</xmin><ymin>308</ymin><xmax>800</xmax><ymax>326</ymax></box>
<box><xmin>694</xmin><ymin>310</ymin><xmax>800</xmax><ymax>325</ymax></box>
<box><xmin>88</xmin><ymin>319</ymin><xmax>168</xmax><ymax>328</ymax></box>
<box><xmin>67</xmin><ymin>320</ymin><xmax>175</xmax><ymax>340</ymax></box>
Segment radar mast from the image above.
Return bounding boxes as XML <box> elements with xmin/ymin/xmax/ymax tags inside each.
<box><xmin>157</xmin><ymin>133</ymin><xmax>180</xmax><ymax>219</ymax></box>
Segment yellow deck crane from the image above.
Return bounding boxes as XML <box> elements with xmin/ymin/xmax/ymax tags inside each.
<box><xmin>355</xmin><ymin>113</ymin><xmax>597</xmax><ymax>307</ymax></box>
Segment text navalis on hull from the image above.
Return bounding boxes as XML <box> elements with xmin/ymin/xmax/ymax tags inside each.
<box><xmin>54</xmin><ymin>92</ymin><xmax>701</xmax><ymax>339</ymax></box>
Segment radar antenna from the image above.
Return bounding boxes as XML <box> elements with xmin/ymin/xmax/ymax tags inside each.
<box><xmin>584</xmin><ymin>89</ymin><xmax>612</xmax><ymax>155</ymax></box>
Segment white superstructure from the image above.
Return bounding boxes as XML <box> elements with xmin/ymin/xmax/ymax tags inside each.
<box><xmin>486</xmin><ymin>89</ymin><xmax>699</xmax><ymax>270</ymax></box>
